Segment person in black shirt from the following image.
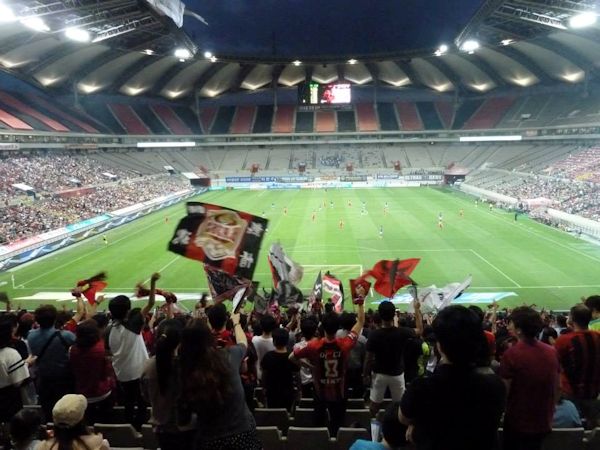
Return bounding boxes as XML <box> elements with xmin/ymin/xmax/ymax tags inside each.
<box><xmin>261</xmin><ymin>328</ymin><xmax>300</xmax><ymax>411</ymax></box>
<box><xmin>364</xmin><ymin>301</ymin><xmax>416</xmax><ymax>417</ymax></box>
<box><xmin>399</xmin><ymin>305</ymin><xmax>506</xmax><ymax>450</ymax></box>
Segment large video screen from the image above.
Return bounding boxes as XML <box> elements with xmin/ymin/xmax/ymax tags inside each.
<box><xmin>299</xmin><ymin>82</ymin><xmax>351</xmax><ymax>105</ymax></box>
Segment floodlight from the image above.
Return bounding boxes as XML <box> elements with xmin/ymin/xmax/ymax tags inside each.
<box><xmin>0</xmin><ymin>3</ymin><xmax>16</xmax><ymax>22</ymax></box>
<box><xmin>434</xmin><ymin>44</ymin><xmax>449</xmax><ymax>56</ymax></box>
<box><xmin>174</xmin><ymin>48</ymin><xmax>191</xmax><ymax>59</ymax></box>
<box><xmin>204</xmin><ymin>51</ymin><xmax>213</xmax><ymax>59</ymax></box>
<box><xmin>65</xmin><ymin>27</ymin><xmax>90</xmax><ymax>42</ymax></box>
<box><xmin>569</xmin><ymin>11</ymin><xmax>597</xmax><ymax>28</ymax></box>
<box><xmin>501</xmin><ymin>39</ymin><xmax>513</xmax><ymax>46</ymax></box>
<box><xmin>460</xmin><ymin>40</ymin><xmax>479</xmax><ymax>53</ymax></box>
<box><xmin>210</xmin><ymin>55</ymin><xmax>217</xmax><ymax>63</ymax></box>
<box><xmin>292</xmin><ymin>60</ymin><xmax>302</xmax><ymax>66</ymax></box>
<box><xmin>347</xmin><ymin>59</ymin><xmax>357</xmax><ymax>65</ymax></box>
<box><xmin>20</xmin><ymin>16</ymin><xmax>50</xmax><ymax>32</ymax></box>
<box><xmin>142</xmin><ymin>49</ymin><xmax>154</xmax><ymax>55</ymax></box>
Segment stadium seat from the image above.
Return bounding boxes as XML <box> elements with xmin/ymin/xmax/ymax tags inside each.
<box><xmin>584</xmin><ymin>428</ymin><xmax>600</xmax><ymax>449</ymax></box>
<box><xmin>141</xmin><ymin>424</ymin><xmax>159</xmax><ymax>450</ymax></box>
<box><xmin>110</xmin><ymin>406</ymin><xmax>127</xmax><ymax>423</ymax></box>
<box><xmin>347</xmin><ymin>399</ymin><xmax>366</xmax><ymax>409</ymax></box>
<box><xmin>336</xmin><ymin>427</ymin><xmax>370</xmax><ymax>450</ymax></box>
<box><xmin>254</xmin><ymin>408</ymin><xmax>290</xmax><ymax>434</ymax></box>
<box><xmin>343</xmin><ymin>409</ymin><xmax>371</xmax><ymax>431</ymax></box>
<box><xmin>299</xmin><ymin>398</ymin><xmax>315</xmax><ymax>409</ymax></box>
<box><xmin>286</xmin><ymin>427</ymin><xmax>332</xmax><ymax>450</ymax></box>
<box><xmin>293</xmin><ymin>408</ymin><xmax>318</xmax><ymax>428</ymax></box>
<box><xmin>542</xmin><ymin>428</ymin><xmax>584</xmax><ymax>450</ymax></box>
<box><xmin>256</xmin><ymin>426</ymin><xmax>284</xmax><ymax>450</ymax></box>
<box><xmin>93</xmin><ymin>424</ymin><xmax>143</xmax><ymax>448</ymax></box>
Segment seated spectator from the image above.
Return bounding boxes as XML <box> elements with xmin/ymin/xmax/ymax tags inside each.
<box><xmin>261</xmin><ymin>328</ymin><xmax>300</xmax><ymax>411</ymax></box>
<box><xmin>9</xmin><ymin>408</ymin><xmax>43</xmax><ymax>450</ymax></box>
<box><xmin>178</xmin><ymin>315</ymin><xmax>261</xmax><ymax>449</ymax></box>
<box><xmin>399</xmin><ymin>305</ymin><xmax>506</xmax><ymax>450</ymax></box>
<box><xmin>501</xmin><ymin>306</ymin><xmax>559</xmax><ymax>450</ymax></box>
<box><xmin>350</xmin><ymin>403</ymin><xmax>405</xmax><ymax>450</ymax></box>
<box><xmin>36</xmin><ymin>394</ymin><xmax>109</xmax><ymax>450</ymax></box>
<box><xmin>27</xmin><ymin>305</ymin><xmax>75</xmax><ymax>422</ymax></box>
<box><xmin>69</xmin><ymin>319</ymin><xmax>115</xmax><ymax>425</ymax></box>
<box><xmin>552</xmin><ymin>397</ymin><xmax>583</xmax><ymax>429</ymax></box>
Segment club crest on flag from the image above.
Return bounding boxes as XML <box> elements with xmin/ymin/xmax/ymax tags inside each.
<box><xmin>168</xmin><ymin>202</ymin><xmax>268</xmax><ymax>280</ymax></box>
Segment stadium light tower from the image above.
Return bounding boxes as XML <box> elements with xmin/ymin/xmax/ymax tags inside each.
<box><xmin>0</xmin><ymin>3</ymin><xmax>15</xmax><ymax>22</ymax></box>
<box><xmin>434</xmin><ymin>44</ymin><xmax>449</xmax><ymax>56</ymax></box>
<box><xmin>20</xmin><ymin>16</ymin><xmax>50</xmax><ymax>32</ymax></box>
<box><xmin>204</xmin><ymin>51</ymin><xmax>213</xmax><ymax>59</ymax></box>
<box><xmin>460</xmin><ymin>39</ymin><xmax>479</xmax><ymax>53</ymax></box>
<box><xmin>292</xmin><ymin>60</ymin><xmax>302</xmax><ymax>66</ymax></box>
<box><xmin>174</xmin><ymin>48</ymin><xmax>191</xmax><ymax>59</ymax></box>
<box><xmin>569</xmin><ymin>11</ymin><xmax>597</xmax><ymax>28</ymax></box>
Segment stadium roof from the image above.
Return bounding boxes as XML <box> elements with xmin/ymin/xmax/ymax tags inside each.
<box><xmin>0</xmin><ymin>0</ymin><xmax>599</xmax><ymax>100</ymax></box>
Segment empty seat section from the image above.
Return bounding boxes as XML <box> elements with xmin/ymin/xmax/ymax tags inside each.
<box><xmin>273</xmin><ymin>105</ymin><xmax>295</xmax><ymax>133</ymax></box>
<box><xmin>24</xmin><ymin>93</ymin><xmax>100</xmax><ymax>133</ymax></box>
<box><xmin>396</xmin><ymin>101</ymin><xmax>423</xmax><ymax>131</ymax></box>
<box><xmin>377</xmin><ymin>103</ymin><xmax>399</xmax><ymax>130</ymax></box>
<box><xmin>131</xmin><ymin>104</ymin><xmax>168</xmax><ymax>134</ymax></box>
<box><xmin>210</xmin><ymin>106</ymin><xmax>235</xmax><ymax>134</ymax></box>
<box><xmin>435</xmin><ymin>101</ymin><xmax>454</xmax><ymax>129</ymax></box>
<box><xmin>463</xmin><ymin>97</ymin><xmax>515</xmax><ymax>129</ymax></box>
<box><xmin>416</xmin><ymin>102</ymin><xmax>443</xmax><ymax>129</ymax></box>
<box><xmin>315</xmin><ymin>110</ymin><xmax>336</xmax><ymax>132</ymax></box>
<box><xmin>0</xmin><ymin>107</ymin><xmax>33</xmax><ymax>130</ymax></box>
<box><xmin>0</xmin><ymin>91</ymin><xmax>69</xmax><ymax>131</ymax></box>
<box><xmin>253</xmin><ymin>105</ymin><xmax>274</xmax><ymax>133</ymax></box>
<box><xmin>198</xmin><ymin>107</ymin><xmax>217</xmax><ymax>133</ymax></box>
<box><xmin>452</xmin><ymin>99</ymin><xmax>484</xmax><ymax>129</ymax></box>
<box><xmin>337</xmin><ymin>110</ymin><xmax>356</xmax><ymax>132</ymax></box>
<box><xmin>295</xmin><ymin>111</ymin><xmax>314</xmax><ymax>133</ymax></box>
<box><xmin>230</xmin><ymin>105</ymin><xmax>256</xmax><ymax>134</ymax></box>
<box><xmin>109</xmin><ymin>104</ymin><xmax>150</xmax><ymax>134</ymax></box>
<box><xmin>356</xmin><ymin>103</ymin><xmax>378</xmax><ymax>131</ymax></box>
<box><xmin>172</xmin><ymin>106</ymin><xmax>203</xmax><ymax>134</ymax></box>
<box><xmin>151</xmin><ymin>104</ymin><xmax>193</xmax><ymax>134</ymax></box>
<box><xmin>80</xmin><ymin>99</ymin><xmax>125</xmax><ymax>133</ymax></box>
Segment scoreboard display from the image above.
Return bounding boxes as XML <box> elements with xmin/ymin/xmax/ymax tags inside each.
<box><xmin>299</xmin><ymin>82</ymin><xmax>351</xmax><ymax>105</ymax></box>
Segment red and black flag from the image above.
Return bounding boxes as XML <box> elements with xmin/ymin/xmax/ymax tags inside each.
<box><xmin>361</xmin><ymin>259</ymin><xmax>420</xmax><ymax>298</ymax></box>
<box><xmin>349</xmin><ymin>278</ymin><xmax>371</xmax><ymax>305</ymax></box>
<box><xmin>306</xmin><ymin>271</ymin><xmax>323</xmax><ymax>312</ymax></box>
<box><xmin>323</xmin><ymin>272</ymin><xmax>344</xmax><ymax>313</ymax></box>
<box><xmin>73</xmin><ymin>272</ymin><xmax>107</xmax><ymax>305</ymax></box>
<box><xmin>168</xmin><ymin>202</ymin><xmax>268</xmax><ymax>280</ymax></box>
<box><xmin>267</xmin><ymin>243</ymin><xmax>303</xmax><ymax>289</ymax></box>
<box><xmin>204</xmin><ymin>264</ymin><xmax>250</xmax><ymax>303</ymax></box>
<box><xmin>135</xmin><ymin>283</ymin><xmax>178</xmax><ymax>304</ymax></box>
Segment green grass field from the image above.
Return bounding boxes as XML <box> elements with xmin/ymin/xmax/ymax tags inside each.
<box><xmin>2</xmin><ymin>187</ymin><xmax>600</xmax><ymax>312</ymax></box>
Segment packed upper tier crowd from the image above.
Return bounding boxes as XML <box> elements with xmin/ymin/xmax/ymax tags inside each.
<box><xmin>0</xmin><ymin>176</ymin><xmax>191</xmax><ymax>244</ymax></box>
<box><xmin>0</xmin><ymin>276</ymin><xmax>598</xmax><ymax>450</ymax></box>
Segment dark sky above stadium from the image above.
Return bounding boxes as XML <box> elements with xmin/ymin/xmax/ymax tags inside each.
<box><xmin>183</xmin><ymin>0</ymin><xmax>485</xmax><ymax>58</ymax></box>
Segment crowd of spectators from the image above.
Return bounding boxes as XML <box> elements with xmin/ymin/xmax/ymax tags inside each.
<box><xmin>0</xmin><ymin>277</ymin><xmax>598</xmax><ymax>450</ymax></box>
<box><xmin>0</xmin><ymin>153</ymin><xmax>135</xmax><ymax>201</ymax></box>
<box><xmin>0</xmin><ymin>176</ymin><xmax>191</xmax><ymax>244</ymax></box>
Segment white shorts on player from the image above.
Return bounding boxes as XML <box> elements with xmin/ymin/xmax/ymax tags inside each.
<box><xmin>370</xmin><ymin>372</ymin><xmax>406</xmax><ymax>403</ymax></box>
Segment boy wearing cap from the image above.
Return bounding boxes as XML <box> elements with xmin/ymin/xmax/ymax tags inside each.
<box><xmin>37</xmin><ymin>394</ymin><xmax>109</xmax><ymax>450</ymax></box>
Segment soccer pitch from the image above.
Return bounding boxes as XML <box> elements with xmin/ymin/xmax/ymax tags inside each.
<box><xmin>2</xmin><ymin>187</ymin><xmax>600</xmax><ymax>312</ymax></box>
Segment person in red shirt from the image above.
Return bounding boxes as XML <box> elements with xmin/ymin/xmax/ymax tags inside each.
<box><xmin>554</xmin><ymin>304</ymin><xmax>600</xmax><ymax>428</ymax></box>
<box><xmin>500</xmin><ymin>307</ymin><xmax>560</xmax><ymax>450</ymax></box>
<box><xmin>291</xmin><ymin>302</ymin><xmax>365</xmax><ymax>435</ymax></box>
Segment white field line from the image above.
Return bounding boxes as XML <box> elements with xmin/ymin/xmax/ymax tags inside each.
<box><xmin>142</xmin><ymin>255</ymin><xmax>181</xmax><ymax>284</ymax></box>
<box><xmin>470</xmin><ymin>249</ymin><xmax>521</xmax><ymax>288</ymax></box>
<box><xmin>16</xmin><ymin>217</ymin><xmax>165</xmax><ymax>287</ymax></box>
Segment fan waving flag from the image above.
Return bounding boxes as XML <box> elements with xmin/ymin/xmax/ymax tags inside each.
<box><xmin>323</xmin><ymin>272</ymin><xmax>344</xmax><ymax>313</ymax></box>
<box><xmin>168</xmin><ymin>202</ymin><xmax>268</xmax><ymax>279</ymax></box>
<box><xmin>267</xmin><ymin>243</ymin><xmax>303</xmax><ymax>289</ymax></box>
<box><xmin>73</xmin><ymin>272</ymin><xmax>107</xmax><ymax>305</ymax></box>
<box><xmin>306</xmin><ymin>271</ymin><xmax>323</xmax><ymax>312</ymax></box>
<box><xmin>204</xmin><ymin>265</ymin><xmax>250</xmax><ymax>303</ymax></box>
<box><xmin>362</xmin><ymin>259</ymin><xmax>420</xmax><ymax>298</ymax></box>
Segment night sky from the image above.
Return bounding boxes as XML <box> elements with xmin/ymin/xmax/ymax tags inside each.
<box><xmin>183</xmin><ymin>0</ymin><xmax>485</xmax><ymax>58</ymax></box>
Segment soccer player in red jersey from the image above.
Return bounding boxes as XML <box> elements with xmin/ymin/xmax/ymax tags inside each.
<box><xmin>291</xmin><ymin>301</ymin><xmax>365</xmax><ymax>434</ymax></box>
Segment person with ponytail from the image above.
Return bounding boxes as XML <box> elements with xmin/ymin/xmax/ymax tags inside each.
<box><xmin>178</xmin><ymin>313</ymin><xmax>262</xmax><ymax>450</ymax></box>
<box><xmin>141</xmin><ymin>318</ymin><xmax>190</xmax><ymax>450</ymax></box>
